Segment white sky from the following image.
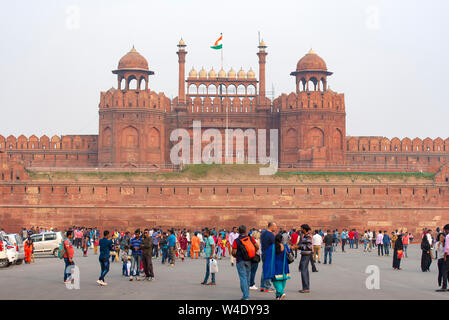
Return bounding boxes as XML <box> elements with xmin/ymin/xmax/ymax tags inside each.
<box><xmin>0</xmin><ymin>0</ymin><xmax>448</xmax><ymax>139</ymax></box>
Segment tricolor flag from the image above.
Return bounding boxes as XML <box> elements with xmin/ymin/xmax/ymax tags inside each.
<box><xmin>210</xmin><ymin>33</ymin><xmax>222</xmax><ymax>50</ymax></box>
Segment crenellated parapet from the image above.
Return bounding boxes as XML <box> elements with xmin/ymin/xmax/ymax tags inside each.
<box><xmin>99</xmin><ymin>88</ymin><xmax>170</xmax><ymax>112</ymax></box>
<box><xmin>273</xmin><ymin>90</ymin><xmax>345</xmax><ymax>112</ymax></box>
<box><xmin>346</xmin><ymin>136</ymin><xmax>449</xmax><ymax>153</ymax></box>
<box><xmin>0</xmin><ymin>134</ymin><xmax>98</xmax><ymax>151</ymax></box>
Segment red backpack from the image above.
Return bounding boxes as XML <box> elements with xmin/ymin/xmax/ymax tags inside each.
<box><xmin>238</xmin><ymin>236</ymin><xmax>256</xmax><ymax>260</ymax></box>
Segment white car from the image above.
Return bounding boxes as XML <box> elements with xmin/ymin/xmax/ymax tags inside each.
<box><xmin>4</xmin><ymin>234</ymin><xmax>25</xmax><ymax>265</ymax></box>
<box><xmin>0</xmin><ymin>235</ymin><xmax>18</xmax><ymax>267</ymax></box>
<box><xmin>30</xmin><ymin>232</ymin><xmax>64</xmax><ymax>257</ymax></box>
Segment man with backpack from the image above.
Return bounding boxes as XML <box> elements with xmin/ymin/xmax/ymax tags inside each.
<box><xmin>232</xmin><ymin>225</ymin><xmax>259</xmax><ymax>300</ymax></box>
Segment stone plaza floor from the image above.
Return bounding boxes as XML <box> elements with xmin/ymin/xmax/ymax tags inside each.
<box><xmin>0</xmin><ymin>243</ymin><xmax>448</xmax><ymax>300</ymax></box>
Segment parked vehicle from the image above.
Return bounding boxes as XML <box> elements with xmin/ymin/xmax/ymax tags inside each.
<box><xmin>30</xmin><ymin>232</ymin><xmax>64</xmax><ymax>257</ymax></box>
<box><xmin>0</xmin><ymin>236</ymin><xmax>8</xmax><ymax>267</ymax></box>
<box><xmin>5</xmin><ymin>234</ymin><xmax>25</xmax><ymax>265</ymax></box>
<box><xmin>0</xmin><ymin>235</ymin><xmax>18</xmax><ymax>267</ymax></box>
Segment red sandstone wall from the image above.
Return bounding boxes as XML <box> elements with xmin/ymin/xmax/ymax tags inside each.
<box><xmin>0</xmin><ymin>180</ymin><xmax>447</xmax><ymax>234</ymax></box>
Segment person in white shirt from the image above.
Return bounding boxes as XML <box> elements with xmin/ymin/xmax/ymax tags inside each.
<box><xmin>312</xmin><ymin>230</ymin><xmax>323</xmax><ymax>263</ymax></box>
<box><xmin>427</xmin><ymin>230</ymin><xmax>433</xmax><ymax>247</ymax></box>
<box><xmin>376</xmin><ymin>231</ymin><xmax>384</xmax><ymax>256</ymax></box>
<box><xmin>228</xmin><ymin>227</ymin><xmax>239</xmax><ymax>266</ymax></box>
<box><xmin>367</xmin><ymin>230</ymin><xmax>373</xmax><ymax>251</ymax></box>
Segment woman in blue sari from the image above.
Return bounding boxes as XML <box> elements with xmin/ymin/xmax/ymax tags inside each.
<box><xmin>263</xmin><ymin>233</ymin><xmax>291</xmax><ymax>299</ymax></box>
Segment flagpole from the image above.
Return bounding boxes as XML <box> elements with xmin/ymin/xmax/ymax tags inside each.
<box><xmin>220</xmin><ymin>32</ymin><xmax>223</xmax><ymax>70</ymax></box>
<box><xmin>221</xmin><ymin>32</ymin><xmax>228</xmax><ymax>161</ymax></box>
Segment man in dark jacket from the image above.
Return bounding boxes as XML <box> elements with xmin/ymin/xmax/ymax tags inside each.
<box><xmin>140</xmin><ymin>229</ymin><xmax>154</xmax><ymax>281</ymax></box>
<box><xmin>323</xmin><ymin>230</ymin><xmax>333</xmax><ymax>264</ymax></box>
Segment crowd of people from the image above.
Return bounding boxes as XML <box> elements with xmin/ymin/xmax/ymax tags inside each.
<box><xmin>6</xmin><ymin>222</ymin><xmax>449</xmax><ymax>299</ymax></box>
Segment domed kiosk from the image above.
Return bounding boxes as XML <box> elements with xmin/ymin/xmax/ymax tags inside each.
<box><xmin>290</xmin><ymin>49</ymin><xmax>332</xmax><ymax>92</ymax></box>
<box><xmin>113</xmin><ymin>46</ymin><xmax>154</xmax><ymax>91</ymax></box>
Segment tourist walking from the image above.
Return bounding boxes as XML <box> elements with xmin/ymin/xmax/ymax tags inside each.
<box><xmin>391</xmin><ymin>231</ymin><xmax>398</xmax><ymax>249</ymax></box>
<box><xmin>312</xmin><ymin>230</ymin><xmax>322</xmax><ymax>263</ymax></box>
<box><xmin>383</xmin><ymin>231</ymin><xmax>391</xmax><ymax>256</ymax></box>
<box><xmin>232</xmin><ymin>225</ymin><xmax>258</xmax><ymax>300</ymax></box>
<box><xmin>354</xmin><ymin>229</ymin><xmax>359</xmax><ymax>249</ymax></box>
<box><xmin>121</xmin><ymin>246</ymin><xmax>130</xmax><ymax>276</ymax></box>
<box><xmin>63</xmin><ymin>230</ymin><xmax>75</xmax><ymax>284</ymax></box>
<box><xmin>141</xmin><ymin>229</ymin><xmax>154</xmax><ymax>280</ymax></box>
<box><xmin>363</xmin><ymin>231</ymin><xmax>369</xmax><ymax>252</ymax></box>
<box><xmin>97</xmin><ymin>230</ymin><xmax>113</xmax><ymax>286</ymax></box>
<box><xmin>402</xmin><ymin>232</ymin><xmax>409</xmax><ymax>258</ymax></box>
<box><xmin>376</xmin><ymin>230</ymin><xmax>384</xmax><ymax>256</ymax></box>
<box><xmin>260</xmin><ymin>222</ymin><xmax>276</xmax><ymax>293</ymax></box>
<box><xmin>348</xmin><ymin>229</ymin><xmax>354</xmax><ymax>249</ymax></box>
<box><xmin>297</xmin><ymin>224</ymin><xmax>312</xmax><ymax>293</ymax></box>
<box><xmin>435</xmin><ymin>232</ymin><xmax>446</xmax><ymax>290</ymax></box>
<box><xmin>129</xmin><ymin>229</ymin><xmax>143</xmax><ymax>281</ymax></box>
<box><xmin>436</xmin><ymin>224</ymin><xmax>449</xmax><ymax>292</ymax></box>
<box><xmin>392</xmin><ymin>234</ymin><xmax>403</xmax><ymax>270</ymax></box>
<box><xmin>167</xmin><ymin>229</ymin><xmax>177</xmax><ymax>266</ymax></box>
<box><xmin>24</xmin><ymin>236</ymin><xmax>34</xmax><ymax>264</ymax></box>
<box><xmin>421</xmin><ymin>233</ymin><xmax>432</xmax><ymax>272</ymax></box>
<box><xmin>81</xmin><ymin>229</ymin><xmax>89</xmax><ymax>257</ymax></box>
<box><xmin>201</xmin><ymin>228</ymin><xmax>216</xmax><ymax>285</ymax></box>
<box><xmin>179</xmin><ymin>233</ymin><xmax>188</xmax><ymax>262</ymax></box>
<box><xmin>191</xmin><ymin>232</ymin><xmax>200</xmax><ymax>259</ymax></box>
<box><xmin>323</xmin><ymin>230</ymin><xmax>333</xmax><ymax>264</ymax></box>
<box><xmin>249</xmin><ymin>230</ymin><xmax>261</xmax><ymax>290</ymax></box>
<box><xmin>152</xmin><ymin>229</ymin><xmax>161</xmax><ymax>259</ymax></box>
<box><xmin>228</xmin><ymin>227</ymin><xmax>239</xmax><ymax>266</ymax></box>
<box><xmin>160</xmin><ymin>233</ymin><xmax>169</xmax><ymax>263</ymax></box>
<box><xmin>333</xmin><ymin>230</ymin><xmax>339</xmax><ymax>250</ymax></box>
<box><xmin>367</xmin><ymin>229</ymin><xmax>373</xmax><ymax>251</ymax></box>
<box><xmin>263</xmin><ymin>233</ymin><xmax>291</xmax><ymax>300</ymax></box>
<box><xmin>290</xmin><ymin>229</ymin><xmax>299</xmax><ymax>258</ymax></box>
<box><xmin>341</xmin><ymin>229</ymin><xmax>348</xmax><ymax>252</ymax></box>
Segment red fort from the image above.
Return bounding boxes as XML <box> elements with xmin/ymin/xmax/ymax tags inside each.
<box><xmin>0</xmin><ymin>39</ymin><xmax>448</xmax><ymax>233</ymax></box>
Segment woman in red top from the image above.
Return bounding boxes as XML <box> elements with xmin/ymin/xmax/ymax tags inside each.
<box><xmin>348</xmin><ymin>230</ymin><xmax>355</xmax><ymax>249</ymax></box>
<box><xmin>179</xmin><ymin>234</ymin><xmax>188</xmax><ymax>262</ymax></box>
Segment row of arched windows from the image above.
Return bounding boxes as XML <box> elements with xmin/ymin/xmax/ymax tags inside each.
<box><xmin>119</xmin><ymin>76</ymin><xmax>147</xmax><ymax>91</ymax></box>
<box><xmin>298</xmin><ymin>77</ymin><xmax>327</xmax><ymax>92</ymax></box>
<box><xmin>188</xmin><ymin>84</ymin><xmax>257</xmax><ymax>95</ymax></box>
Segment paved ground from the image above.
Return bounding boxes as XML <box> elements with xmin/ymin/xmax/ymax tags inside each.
<box><xmin>0</xmin><ymin>244</ymin><xmax>448</xmax><ymax>300</ymax></box>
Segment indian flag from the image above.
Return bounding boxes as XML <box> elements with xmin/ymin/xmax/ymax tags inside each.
<box><xmin>210</xmin><ymin>34</ymin><xmax>222</xmax><ymax>50</ymax></box>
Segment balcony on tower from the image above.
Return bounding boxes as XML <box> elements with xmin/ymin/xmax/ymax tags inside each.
<box><xmin>185</xmin><ymin>67</ymin><xmax>259</xmax><ymax>113</ymax></box>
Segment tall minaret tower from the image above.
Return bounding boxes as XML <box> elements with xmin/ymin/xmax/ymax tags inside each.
<box><xmin>257</xmin><ymin>39</ymin><xmax>267</xmax><ymax>104</ymax></box>
<box><xmin>176</xmin><ymin>38</ymin><xmax>187</xmax><ymax>111</ymax></box>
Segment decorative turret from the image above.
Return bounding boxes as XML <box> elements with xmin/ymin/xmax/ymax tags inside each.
<box><xmin>227</xmin><ymin>68</ymin><xmax>236</xmax><ymax>79</ymax></box>
<box><xmin>112</xmin><ymin>46</ymin><xmax>154</xmax><ymax>91</ymax></box>
<box><xmin>290</xmin><ymin>48</ymin><xmax>333</xmax><ymax>93</ymax></box>
<box><xmin>247</xmin><ymin>68</ymin><xmax>255</xmax><ymax>79</ymax></box>
<box><xmin>189</xmin><ymin>67</ymin><xmax>197</xmax><ymax>78</ymax></box>
<box><xmin>237</xmin><ymin>68</ymin><xmax>246</xmax><ymax>79</ymax></box>
<box><xmin>199</xmin><ymin>67</ymin><xmax>207</xmax><ymax>79</ymax></box>
<box><xmin>208</xmin><ymin>68</ymin><xmax>217</xmax><ymax>79</ymax></box>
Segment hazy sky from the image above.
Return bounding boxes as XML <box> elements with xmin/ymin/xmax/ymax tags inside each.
<box><xmin>1</xmin><ymin>0</ymin><xmax>448</xmax><ymax>139</ymax></box>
